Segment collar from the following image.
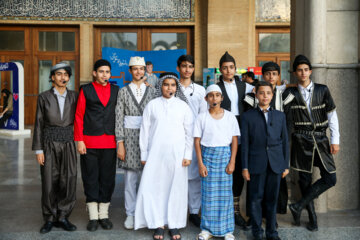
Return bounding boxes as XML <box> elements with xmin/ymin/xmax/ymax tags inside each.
<box><xmin>129</xmin><ymin>82</ymin><xmax>146</xmax><ymax>89</ymax></box>
<box><xmin>298</xmin><ymin>81</ymin><xmax>313</xmax><ymax>92</ymax></box>
<box><xmin>258</xmin><ymin>106</ymin><xmax>271</xmax><ymax>113</ymax></box>
<box><xmin>93</xmin><ymin>81</ymin><xmax>109</xmax><ymax>88</ymax></box>
<box><xmin>53</xmin><ymin>87</ymin><xmax>67</xmax><ymax>98</ymax></box>
<box><xmin>180</xmin><ymin>81</ymin><xmax>194</xmax><ymax>90</ymax></box>
<box><xmin>224</xmin><ymin>79</ymin><xmax>236</xmax><ymax>85</ymax></box>
<box><xmin>161</xmin><ymin>96</ymin><xmax>175</xmax><ymax>103</ymax></box>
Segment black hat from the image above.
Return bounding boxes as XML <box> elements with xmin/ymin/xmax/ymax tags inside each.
<box><xmin>262</xmin><ymin>62</ymin><xmax>280</xmax><ymax>75</ymax></box>
<box><xmin>293</xmin><ymin>54</ymin><xmax>312</xmax><ymax>72</ymax></box>
<box><xmin>219</xmin><ymin>51</ymin><xmax>236</xmax><ymax>68</ymax></box>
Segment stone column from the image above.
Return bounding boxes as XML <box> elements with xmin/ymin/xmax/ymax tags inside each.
<box><xmin>79</xmin><ymin>23</ymin><xmax>94</xmax><ymax>84</ymax></box>
<box><xmin>291</xmin><ymin>0</ymin><xmax>360</xmax><ymax>212</ymax></box>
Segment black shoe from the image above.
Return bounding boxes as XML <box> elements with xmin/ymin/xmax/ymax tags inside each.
<box><xmin>289</xmin><ymin>203</ymin><xmax>302</xmax><ymax>226</ymax></box>
<box><xmin>305</xmin><ymin>201</ymin><xmax>318</xmax><ymax>231</ymax></box>
<box><xmin>40</xmin><ymin>221</ymin><xmax>53</xmax><ymax>234</ymax></box>
<box><xmin>99</xmin><ymin>218</ymin><xmax>113</xmax><ymax>230</ymax></box>
<box><xmin>267</xmin><ymin>237</ymin><xmax>281</xmax><ymax>240</ymax></box>
<box><xmin>57</xmin><ymin>218</ymin><xmax>77</xmax><ymax>231</ymax></box>
<box><xmin>87</xmin><ymin>220</ymin><xmax>99</xmax><ymax>232</ymax></box>
<box><xmin>253</xmin><ymin>235</ymin><xmax>263</xmax><ymax>240</ymax></box>
<box><xmin>235</xmin><ymin>213</ymin><xmax>250</xmax><ymax>230</ymax></box>
<box><xmin>189</xmin><ymin>214</ymin><xmax>200</xmax><ymax>227</ymax></box>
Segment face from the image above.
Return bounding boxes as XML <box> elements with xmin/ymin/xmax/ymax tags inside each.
<box><xmin>176</xmin><ymin>61</ymin><xmax>194</xmax><ymax>80</ymax></box>
<box><xmin>52</xmin><ymin>69</ymin><xmax>70</xmax><ymax>88</ymax></box>
<box><xmin>93</xmin><ymin>66</ymin><xmax>111</xmax><ymax>85</ymax></box>
<box><xmin>294</xmin><ymin>64</ymin><xmax>312</xmax><ymax>83</ymax></box>
<box><xmin>161</xmin><ymin>78</ymin><xmax>177</xmax><ymax>99</ymax></box>
<box><xmin>256</xmin><ymin>86</ymin><xmax>273</xmax><ymax>107</ymax></box>
<box><xmin>242</xmin><ymin>74</ymin><xmax>247</xmax><ymax>82</ymax></box>
<box><xmin>146</xmin><ymin>64</ymin><xmax>153</xmax><ymax>73</ymax></box>
<box><xmin>205</xmin><ymin>91</ymin><xmax>223</xmax><ymax>108</ymax></box>
<box><xmin>263</xmin><ymin>70</ymin><xmax>280</xmax><ymax>87</ymax></box>
<box><xmin>129</xmin><ymin>65</ymin><xmax>146</xmax><ymax>82</ymax></box>
<box><xmin>220</xmin><ymin>62</ymin><xmax>236</xmax><ymax>81</ymax></box>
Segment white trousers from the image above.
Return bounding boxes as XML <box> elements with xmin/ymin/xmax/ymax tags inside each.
<box><xmin>124</xmin><ymin>169</ymin><xmax>142</xmax><ymax>216</ymax></box>
<box><xmin>188</xmin><ymin>176</ymin><xmax>201</xmax><ymax>214</ymax></box>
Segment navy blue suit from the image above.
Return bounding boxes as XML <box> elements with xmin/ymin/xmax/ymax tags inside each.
<box><xmin>241</xmin><ymin>107</ymin><xmax>289</xmax><ymax>238</ymax></box>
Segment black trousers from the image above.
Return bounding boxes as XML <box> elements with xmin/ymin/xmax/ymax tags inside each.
<box><xmin>41</xmin><ymin>141</ymin><xmax>77</xmax><ymax>222</ymax></box>
<box><xmin>233</xmin><ymin>145</ymin><xmax>244</xmax><ymax>197</ymax></box>
<box><xmin>80</xmin><ymin>148</ymin><xmax>116</xmax><ymax>203</ymax></box>
<box><xmin>298</xmin><ymin>152</ymin><xmax>337</xmax><ymax>202</ymax></box>
<box><xmin>249</xmin><ymin>166</ymin><xmax>281</xmax><ymax>238</ymax></box>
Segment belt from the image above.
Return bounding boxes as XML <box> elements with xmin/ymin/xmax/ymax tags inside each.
<box><xmin>124</xmin><ymin>116</ymin><xmax>142</xmax><ymax>129</ymax></box>
<box><xmin>295</xmin><ymin>130</ymin><xmax>326</xmax><ymax>136</ymax></box>
<box><xmin>44</xmin><ymin>126</ymin><xmax>74</xmax><ymax>142</ymax></box>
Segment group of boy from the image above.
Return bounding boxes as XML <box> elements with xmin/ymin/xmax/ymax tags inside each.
<box><xmin>32</xmin><ymin>51</ymin><xmax>339</xmax><ymax>240</ymax></box>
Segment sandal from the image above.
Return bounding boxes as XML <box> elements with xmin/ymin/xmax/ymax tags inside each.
<box><xmin>197</xmin><ymin>230</ymin><xmax>213</xmax><ymax>240</ymax></box>
<box><xmin>224</xmin><ymin>233</ymin><xmax>235</xmax><ymax>240</ymax></box>
<box><xmin>169</xmin><ymin>228</ymin><xmax>181</xmax><ymax>240</ymax></box>
<box><xmin>153</xmin><ymin>227</ymin><xmax>164</xmax><ymax>240</ymax></box>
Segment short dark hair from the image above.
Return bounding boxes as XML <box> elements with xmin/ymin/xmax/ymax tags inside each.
<box><xmin>293</xmin><ymin>54</ymin><xmax>312</xmax><ymax>72</ymax></box>
<box><xmin>93</xmin><ymin>59</ymin><xmax>111</xmax><ymax>71</ymax></box>
<box><xmin>262</xmin><ymin>62</ymin><xmax>280</xmax><ymax>75</ymax></box>
<box><xmin>246</xmin><ymin>71</ymin><xmax>255</xmax><ymax>80</ymax></box>
<box><xmin>146</xmin><ymin>61</ymin><xmax>153</xmax><ymax>66</ymax></box>
<box><xmin>177</xmin><ymin>55</ymin><xmax>194</xmax><ymax>67</ymax></box>
<box><xmin>255</xmin><ymin>81</ymin><xmax>274</xmax><ymax>94</ymax></box>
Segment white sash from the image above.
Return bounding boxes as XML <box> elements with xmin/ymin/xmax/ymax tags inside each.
<box><xmin>124</xmin><ymin>116</ymin><xmax>143</xmax><ymax>129</ymax></box>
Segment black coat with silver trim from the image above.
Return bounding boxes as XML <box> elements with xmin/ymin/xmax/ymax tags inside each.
<box><xmin>282</xmin><ymin>83</ymin><xmax>336</xmax><ymax>173</ymax></box>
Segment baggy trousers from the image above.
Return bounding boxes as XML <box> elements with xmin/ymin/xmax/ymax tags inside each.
<box><xmin>41</xmin><ymin>140</ymin><xmax>77</xmax><ymax>222</ymax></box>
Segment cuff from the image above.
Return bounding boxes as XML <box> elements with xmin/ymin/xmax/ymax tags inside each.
<box><xmin>184</xmin><ymin>149</ymin><xmax>193</xmax><ymax>160</ymax></box>
<box><xmin>35</xmin><ymin>150</ymin><xmax>43</xmax><ymax>155</ymax></box>
<box><xmin>141</xmin><ymin>151</ymin><xmax>148</xmax><ymax>162</ymax></box>
<box><xmin>331</xmin><ymin>137</ymin><xmax>340</xmax><ymax>145</ymax></box>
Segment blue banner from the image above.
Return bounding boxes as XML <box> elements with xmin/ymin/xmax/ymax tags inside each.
<box><xmin>102</xmin><ymin>47</ymin><xmax>187</xmax><ymax>88</ymax></box>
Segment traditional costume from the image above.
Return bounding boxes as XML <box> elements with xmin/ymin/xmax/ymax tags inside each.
<box><xmin>217</xmin><ymin>51</ymin><xmax>254</xmax><ymax>228</ymax></box>
<box><xmin>32</xmin><ymin>62</ymin><xmax>78</xmax><ymax>233</ymax></box>
<box><xmin>74</xmin><ymin>59</ymin><xmax>119</xmax><ymax>231</ymax></box>
<box><xmin>115</xmin><ymin>56</ymin><xmax>156</xmax><ymax>229</ymax></box>
<box><xmin>134</xmin><ymin>73</ymin><xmax>193</xmax><ymax>231</ymax></box>
<box><xmin>283</xmin><ymin>55</ymin><xmax>339</xmax><ymax>232</ymax></box>
<box><xmin>193</xmin><ymin>85</ymin><xmax>240</xmax><ymax>239</ymax></box>
<box><xmin>180</xmin><ymin>80</ymin><xmax>207</xmax><ymax>225</ymax></box>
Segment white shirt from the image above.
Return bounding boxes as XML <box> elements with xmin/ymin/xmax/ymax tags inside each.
<box><xmin>259</xmin><ymin>106</ymin><xmax>271</xmax><ymax>123</ymax></box>
<box><xmin>53</xmin><ymin>87</ymin><xmax>67</xmax><ymax>120</ymax></box>
<box><xmin>193</xmin><ymin>110</ymin><xmax>240</xmax><ymax>147</ymax></box>
<box><xmin>180</xmin><ymin>82</ymin><xmax>207</xmax><ymax>117</ymax></box>
<box><xmin>129</xmin><ymin>82</ymin><xmax>146</xmax><ymax>104</ymax></box>
<box><xmin>298</xmin><ymin>81</ymin><xmax>340</xmax><ymax>144</ymax></box>
<box><xmin>223</xmin><ymin>80</ymin><xmax>254</xmax><ymax>116</ymax></box>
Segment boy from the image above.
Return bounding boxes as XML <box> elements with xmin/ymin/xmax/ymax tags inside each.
<box><xmin>144</xmin><ymin>61</ymin><xmax>159</xmax><ymax>88</ymax></box>
<box><xmin>217</xmin><ymin>51</ymin><xmax>254</xmax><ymax>229</ymax></box>
<box><xmin>32</xmin><ymin>62</ymin><xmax>78</xmax><ymax>234</ymax></box>
<box><xmin>241</xmin><ymin>81</ymin><xmax>289</xmax><ymax>240</ymax></box>
<box><xmin>194</xmin><ymin>84</ymin><xmax>239</xmax><ymax>240</ymax></box>
<box><xmin>177</xmin><ymin>54</ymin><xmax>207</xmax><ymax>227</ymax></box>
<box><xmin>242</xmin><ymin>71</ymin><xmax>259</xmax><ymax>86</ymax></box>
<box><xmin>283</xmin><ymin>54</ymin><xmax>339</xmax><ymax>231</ymax></box>
<box><xmin>74</xmin><ymin>59</ymin><xmax>119</xmax><ymax>231</ymax></box>
<box><xmin>135</xmin><ymin>72</ymin><xmax>193</xmax><ymax>240</ymax></box>
<box><xmin>115</xmin><ymin>56</ymin><xmax>156</xmax><ymax>230</ymax></box>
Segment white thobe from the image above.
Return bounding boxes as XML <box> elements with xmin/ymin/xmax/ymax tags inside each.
<box><xmin>135</xmin><ymin>96</ymin><xmax>194</xmax><ymax>229</ymax></box>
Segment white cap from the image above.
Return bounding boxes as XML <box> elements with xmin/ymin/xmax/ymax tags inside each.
<box><xmin>206</xmin><ymin>84</ymin><xmax>222</xmax><ymax>95</ymax></box>
<box><xmin>129</xmin><ymin>56</ymin><xmax>146</xmax><ymax>67</ymax></box>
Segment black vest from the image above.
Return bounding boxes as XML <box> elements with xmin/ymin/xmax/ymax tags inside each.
<box><xmin>82</xmin><ymin>83</ymin><xmax>119</xmax><ymax>136</ymax></box>
<box><xmin>217</xmin><ymin>76</ymin><xmax>246</xmax><ymax>116</ymax></box>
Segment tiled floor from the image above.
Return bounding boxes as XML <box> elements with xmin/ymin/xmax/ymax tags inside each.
<box><xmin>0</xmin><ymin>135</ymin><xmax>359</xmax><ymax>240</ymax></box>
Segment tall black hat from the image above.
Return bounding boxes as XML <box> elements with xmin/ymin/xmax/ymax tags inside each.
<box><xmin>219</xmin><ymin>51</ymin><xmax>236</xmax><ymax>68</ymax></box>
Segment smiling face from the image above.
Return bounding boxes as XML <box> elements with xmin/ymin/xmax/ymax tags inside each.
<box><xmin>146</xmin><ymin>64</ymin><xmax>153</xmax><ymax>74</ymax></box>
<box><xmin>294</xmin><ymin>64</ymin><xmax>312</xmax><ymax>84</ymax></box>
<box><xmin>161</xmin><ymin>78</ymin><xmax>177</xmax><ymax>99</ymax></box>
<box><xmin>129</xmin><ymin>65</ymin><xmax>146</xmax><ymax>82</ymax></box>
<box><xmin>220</xmin><ymin>62</ymin><xmax>236</xmax><ymax>81</ymax></box>
<box><xmin>263</xmin><ymin>70</ymin><xmax>280</xmax><ymax>87</ymax></box>
<box><xmin>93</xmin><ymin>66</ymin><xmax>111</xmax><ymax>85</ymax></box>
<box><xmin>52</xmin><ymin>69</ymin><xmax>70</xmax><ymax>88</ymax></box>
<box><xmin>205</xmin><ymin>91</ymin><xmax>223</xmax><ymax>108</ymax></box>
<box><xmin>256</xmin><ymin>85</ymin><xmax>273</xmax><ymax>108</ymax></box>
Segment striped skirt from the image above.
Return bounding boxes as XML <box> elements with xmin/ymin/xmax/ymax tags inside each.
<box><xmin>200</xmin><ymin>145</ymin><xmax>234</xmax><ymax>236</ymax></box>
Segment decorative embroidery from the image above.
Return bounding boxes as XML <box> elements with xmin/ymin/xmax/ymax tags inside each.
<box><xmin>315</xmin><ymin>120</ymin><xmax>328</xmax><ymax>127</ymax></box>
<box><xmin>291</xmin><ymin>105</ymin><xmax>307</xmax><ymax>109</ymax></box>
<box><xmin>294</xmin><ymin>122</ymin><xmax>312</xmax><ymax>125</ymax></box>
<box><xmin>283</xmin><ymin>93</ymin><xmax>294</xmax><ymax>106</ymax></box>
<box><xmin>312</xmin><ymin>104</ymin><xmax>326</xmax><ymax>110</ymax></box>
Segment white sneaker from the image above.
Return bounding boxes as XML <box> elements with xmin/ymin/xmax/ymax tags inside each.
<box><xmin>124</xmin><ymin>215</ymin><xmax>134</xmax><ymax>230</ymax></box>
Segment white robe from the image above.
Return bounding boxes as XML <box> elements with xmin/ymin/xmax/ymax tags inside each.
<box><xmin>135</xmin><ymin>96</ymin><xmax>194</xmax><ymax>229</ymax></box>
